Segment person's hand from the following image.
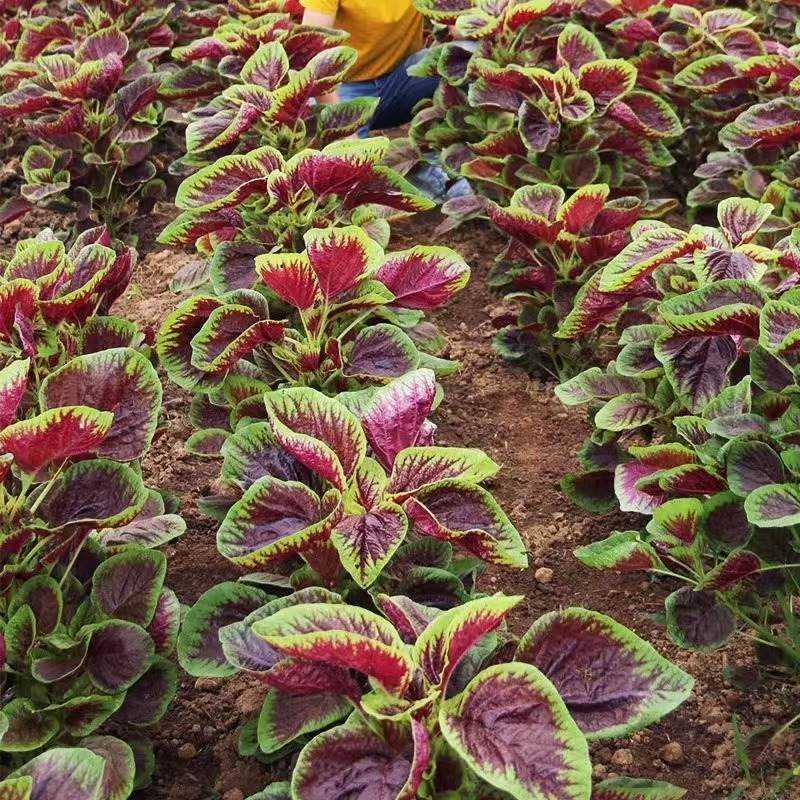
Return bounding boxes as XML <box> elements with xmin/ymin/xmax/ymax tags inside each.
<box><xmin>302</xmin><ymin>8</ymin><xmax>340</xmax><ymax>104</ymax></box>
<box><xmin>302</xmin><ymin>8</ymin><xmax>337</xmax><ymax>29</ymax></box>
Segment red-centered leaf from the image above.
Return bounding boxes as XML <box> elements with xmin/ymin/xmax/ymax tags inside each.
<box><xmin>255</xmin><ymin>252</ymin><xmax>320</xmax><ymax>310</ymax></box>
<box><xmin>331</xmin><ymin>502</ymin><xmax>408</xmax><ymax>587</ymax></box>
<box><xmin>112</xmin><ymin>657</ymin><xmax>177</xmax><ymax>726</ymax></box>
<box><xmin>488</xmin><ymin>203</ymin><xmax>563</xmax><ymax>248</ymax></box>
<box><xmin>159</xmin><ymin>64</ymin><xmax>221</xmax><ymax>100</ymax></box>
<box><xmin>290</xmin><ymin>719</ymin><xmax>418</xmax><ymax>800</ymax></box>
<box><xmin>33</xmin><ymin>460</ymin><xmax>146</xmax><ymax>531</ymax></box>
<box><xmin>91</xmin><ymin>547</ymin><xmax>166</xmax><ymax>627</ymax></box>
<box><xmin>267</xmin><ymin>67</ymin><xmax>317</xmax><ymax>126</ymax></box>
<box><xmin>0</xmin><ymin>279</ymin><xmax>37</xmax><ymax>340</ymax></box>
<box><xmin>558</xmin><ymin>184</ymin><xmax>610</xmax><ymax>235</ymax></box>
<box><xmin>216</xmin><ymin>476</ymin><xmax>341</xmax><ymax>567</ymax></box>
<box><xmin>362</xmin><ymin>369</ymin><xmax>436</xmax><ymax>469</ymax></box>
<box><xmin>608</xmin><ymin>91</ymin><xmax>682</xmax><ymax>139</ymax></box>
<box><xmin>717</xmin><ymin>197</ymin><xmax>773</xmax><ymax>246</ymax></box>
<box><xmin>84</xmin><ymin>619</ymin><xmax>154</xmax><ymax>693</ymax></box>
<box><xmin>374</xmin><ymin>595</ymin><xmax>440</xmax><ymax>643</ymax></box>
<box><xmin>557</xmin><ymin>272</ymin><xmax>655</xmax><ymax>340</ymax></box>
<box><xmin>344</xmin><ymin>457</ymin><xmax>388</xmax><ymax>512</ymax></box>
<box><xmin>80</xmin><ymin>735</ymin><xmax>136</xmax><ymax>800</ymax></box>
<box><xmin>199</xmin><ymin>102</ymin><xmax>262</xmax><ymax>153</ymax></box>
<box><xmin>280</xmin><ymin>139</ymin><xmax>433</xmax><ymax>215</ymax></box>
<box><xmin>704</xmin><ymin>551</ymin><xmax>760</xmax><ymax>591</ymax></box>
<box><xmin>665</xmin><ymin>588</ymin><xmax>735</xmax><ymax>651</ymax></box>
<box><xmin>511</xmin><ymin>174</ymin><xmax>563</xmax><ymax>216</ymax></box>
<box><xmin>0</xmin><ymin>83</ymin><xmax>60</xmax><ymax>117</ymax></box>
<box><xmin>737</xmin><ymin>54</ymin><xmax>799</xmax><ymax>88</ymax></box>
<box><xmin>744</xmin><ymin>483</ymin><xmax>800</xmax><ymax>528</ymax></box>
<box><xmin>0</xmin><ymin>406</ymin><xmax>113</xmax><ymax>473</ymax></box>
<box><xmin>5</xmin><ymin>239</ymin><xmax>65</xmax><ymax>284</ymax></box>
<box><xmin>220</xmin><ymin>420</ymin><xmax>309</xmax><ymax>493</ymax></box>
<box><xmin>673</xmin><ymin>55</ymin><xmax>748</xmax><ymax>95</ymax></box>
<box><xmin>375</xmin><ymin>246</ymin><xmax>469</xmax><ymax>310</ymax></box>
<box><xmin>659</xmin><ymin>280</ymin><xmax>766</xmax><ymax>337</ymax></box>
<box><xmin>9</xmin><ymin>748</ymin><xmax>106</xmax><ymax>799</ymax></box>
<box><xmin>575</xmin><ymin>531</ymin><xmax>662</xmax><ymax>572</ymax></box>
<box><xmin>404</xmin><ymin>480</ymin><xmax>527</xmax><ymax>568</ymax></box>
<box><xmin>648</xmin><ymin>498</ymin><xmax>701</xmax><ymax>546</ymax></box>
<box><xmin>655</xmin><ymin>333</ymin><xmax>738</xmax><ymax>413</ymax></box>
<box><xmin>556</xmin><ymin>23</ymin><xmax>605</xmax><ymax>71</ymax></box>
<box><xmin>703</xmin><ymin>7</ymin><xmax>755</xmax><ymax>33</ymax></box>
<box><xmin>148</xmin><ymin>588</ymin><xmax>181</xmax><ymax>655</ymax></box>
<box><xmin>561</xmin><ymin>470</ymin><xmax>617</xmax><ymax>514</ymax></box>
<box><xmin>177</xmin><ymin>582</ymin><xmax>272</xmax><ymax>678</ymax></box>
<box><xmin>241</xmin><ymin>41</ymin><xmax>289</xmax><ymax>89</ymax></box>
<box><xmin>304</xmin><ymin>226</ymin><xmax>383</xmax><ymax>301</ymax></box>
<box><xmin>262</xmin><ymin>658</ymin><xmax>360</xmax><ymax>698</ymax></box>
<box><xmin>726</xmin><ymin>440</ymin><xmax>783</xmax><ymax>497</ymax></box>
<box><xmin>113</xmin><ymin>75</ymin><xmax>159</xmax><ymax>128</ymax></box>
<box><xmin>306</xmin><ymin>45</ymin><xmax>358</xmax><ymax>93</ymax></box>
<box><xmin>615</xmin><ymin>445</ymin><xmax>696</xmax><ymax>514</ymax></box>
<box><xmin>720</xmin><ymin>98</ymin><xmax>800</xmax><ymax>151</ymax></box>
<box><xmin>39</xmin><ymin>348</ymin><xmax>161</xmax><ymax>462</ymax></box>
<box><xmin>414</xmin><ymin>594</ymin><xmax>521</xmax><ymax>689</ymax></box>
<box><xmin>190</xmin><ymin>306</ymin><xmax>284</xmax><ymax>374</ymax></box>
<box><xmin>578</xmin><ymin>59</ymin><xmax>636</xmax><ymax>114</ymax></box>
<box><xmin>264</xmin><ymin>388</ymin><xmax>366</xmax><ymax>490</ymax></box>
<box><xmin>175</xmin><ymin>150</ymin><xmax>276</xmax><ymax>210</ymax></box>
<box><xmin>518</xmin><ymin>101</ymin><xmax>561</xmax><ymax>153</ymax></box>
<box><xmin>388</xmin><ymin>446</ymin><xmax>500</xmax><ymax>499</ymax></box>
<box><xmin>0</xmin><ymin>197</ymin><xmax>33</xmax><ymax>226</ymax></box>
<box><xmin>257</xmin><ymin>687</ymin><xmax>351</xmax><ymax>755</ymax></box>
<box><xmin>252</xmin><ymin>602</ymin><xmax>413</xmax><ymax>693</ymax></box>
<box><xmin>156</xmin><ymin>295</ymin><xmax>224</xmax><ymax>390</ymax></box>
<box><xmin>600</xmin><ymin>227</ymin><xmax>701</xmax><ymax>292</ymax></box>
<box><xmin>759</xmin><ymin>300</ymin><xmax>800</xmax><ymax>355</ymax></box>
<box><xmin>516</xmin><ymin>608</ymin><xmax>693</xmax><ymax>739</ymax></box>
<box><xmin>439</xmin><ymin>662</ymin><xmax>591</xmax><ymax>800</ymax></box>
<box><xmin>217</xmin><ymin>587</ymin><xmax>340</xmax><ymax>680</ymax></box>
<box><xmin>42</xmin><ymin>695</ymin><xmax>124</xmax><ymax>739</ymax></box>
<box><xmin>0</xmin><ymin>359</ymin><xmax>28</xmax><ymax>429</ymax></box>
<box><xmin>9</xmin><ymin>575</ymin><xmax>61</xmax><ymax>635</ymax></box>
<box><xmin>343</xmin><ymin>324</ymin><xmax>419</xmax><ymax>381</ymax></box>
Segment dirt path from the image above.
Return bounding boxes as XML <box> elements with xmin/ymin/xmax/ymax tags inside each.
<box><xmin>113</xmin><ymin>210</ymin><xmax>799</xmax><ymax>800</ymax></box>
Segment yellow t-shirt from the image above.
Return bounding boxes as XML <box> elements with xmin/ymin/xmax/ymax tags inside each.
<box><xmin>301</xmin><ymin>0</ymin><xmax>424</xmax><ymax>82</ymax></box>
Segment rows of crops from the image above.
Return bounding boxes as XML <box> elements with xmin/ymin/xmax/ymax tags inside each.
<box><xmin>0</xmin><ymin>0</ymin><xmax>798</xmax><ymax>798</ymax></box>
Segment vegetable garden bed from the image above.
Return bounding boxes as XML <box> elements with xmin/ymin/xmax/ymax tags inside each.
<box><xmin>116</xmin><ymin>213</ymin><xmax>799</xmax><ymax>800</ymax></box>
<box><xmin>1</xmin><ymin>1</ymin><xmax>800</xmax><ymax>799</ymax></box>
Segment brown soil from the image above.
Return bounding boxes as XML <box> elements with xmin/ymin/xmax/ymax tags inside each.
<box><xmin>10</xmin><ymin>202</ymin><xmax>797</xmax><ymax>799</ymax></box>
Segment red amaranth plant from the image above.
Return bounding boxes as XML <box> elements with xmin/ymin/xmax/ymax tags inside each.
<box><xmin>554</xmin><ymin>198</ymin><xmax>800</xmax><ymax>676</ymax></box>
<box><xmin>156</xmin><ymin>225</ymin><xmax>469</xmax><ymax>425</ymax></box>
<box><xmin>164</xmin><ymin>40</ymin><xmax>376</xmax><ymax>175</ymax></box>
<box><xmin>241</xmin><ymin>593</ymin><xmax>691</xmax><ymax>800</ymax></box>
<box><xmin>157</xmin><ymin>137</ymin><xmax>434</xmax><ymax>279</ymax></box>
<box><xmin>487</xmin><ymin>182</ymin><xmax>645</xmax><ymax>377</ymax></box>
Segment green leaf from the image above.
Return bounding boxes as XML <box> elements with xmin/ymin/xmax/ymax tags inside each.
<box><xmin>744</xmin><ymin>482</ymin><xmax>800</xmax><ymax>527</ymax></box>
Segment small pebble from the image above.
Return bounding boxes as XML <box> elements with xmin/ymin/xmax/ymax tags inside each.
<box><xmin>660</xmin><ymin>741</ymin><xmax>685</xmax><ymax>765</ymax></box>
<box><xmin>195</xmin><ymin>677</ymin><xmax>223</xmax><ymax>692</ymax></box>
<box><xmin>534</xmin><ymin>567</ymin><xmax>554</xmax><ymax>584</ymax></box>
<box><xmin>222</xmin><ymin>791</ymin><xmax>244</xmax><ymax>800</ymax></box>
<box><xmin>611</xmin><ymin>748</ymin><xmax>634</xmax><ymax>768</ymax></box>
<box><xmin>177</xmin><ymin>743</ymin><xmax>197</xmax><ymax>761</ymax></box>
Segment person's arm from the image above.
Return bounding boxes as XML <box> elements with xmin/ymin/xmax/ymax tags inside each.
<box><xmin>302</xmin><ymin>8</ymin><xmax>336</xmax><ymax>28</ymax></box>
<box><xmin>302</xmin><ymin>3</ymin><xmax>340</xmax><ymax>103</ymax></box>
